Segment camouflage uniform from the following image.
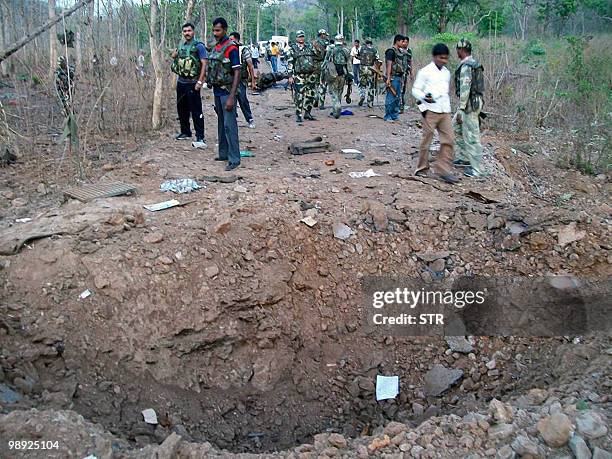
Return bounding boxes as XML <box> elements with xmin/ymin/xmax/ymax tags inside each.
<box><xmin>399</xmin><ymin>47</ymin><xmax>412</xmax><ymax>113</ymax></box>
<box><xmin>324</xmin><ymin>41</ymin><xmax>351</xmax><ymax>118</ymax></box>
<box><xmin>313</xmin><ymin>35</ymin><xmax>330</xmax><ymax>108</ymax></box>
<box><xmin>357</xmin><ymin>44</ymin><xmax>379</xmax><ymax>108</ymax></box>
<box><xmin>453</xmin><ymin>49</ymin><xmax>484</xmax><ymax>176</ymax></box>
<box><xmin>286</xmin><ymin>39</ymin><xmax>318</xmax><ymax>120</ymax></box>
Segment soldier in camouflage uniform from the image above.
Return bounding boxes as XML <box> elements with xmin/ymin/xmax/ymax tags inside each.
<box><xmin>230</xmin><ymin>32</ymin><xmax>256</xmax><ymax>128</ymax></box>
<box><xmin>55</xmin><ymin>56</ymin><xmax>76</xmax><ymax>114</ymax></box>
<box><xmin>287</xmin><ymin>30</ymin><xmax>318</xmax><ymax>123</ymax></box>
<box><xmin>313</xmin><ymin>29</ymin><xmax>330</xmax><ymax>109</ymax></box>
<box><xmin>323</xmin><ymin>34</ymin><xmax>352</xmax><ymax>119</ymax></box>
<box><xmin>399</xmin><ymin>36</ymin><xmax>413</xmax><ymax>114</ymax></box>
<box><xmin>453</xmin><ymin>39</ymin><xmax>485</xmax><ymax>177</ymax></box>
<box><xmin>356</xmin><ymin>38</ymin><xmax>380</xmax><ymax>108</ymax></box>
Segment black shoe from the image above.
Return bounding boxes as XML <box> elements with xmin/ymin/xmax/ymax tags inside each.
<box><xmin>358</xmin><ymin>97</ymin><xmax>364</xmax><ymax>106</ymax></box>
<box><xmin>215</xmin><ymin>157</ymin><xmax>226</xmax><ymax>161</ymax></box>
<box><xmin>304</xmin><ymin>113</ymin><xmax>316</xmax><ymax>121</ymax></box>
<box><xmin>414</xmin><ymin>170</ymin><xmax>429</xmax><ymax>178</ymax></box>
<box><xmin>225</xmin><ymin>163</ymin><xmax>240</xmax><ymax>171</ymax></box>
<box><xmin>453</xmin><ymin>159</ymin><xmax>470</xmax><ymax>167</ymax></box>
<box><xmin>319</xmin><ymin>104</ymin><xmax>326</xmax><ymax>110</ymax></box>
<box><xmin>175</xmin><ymin>133</ymin><xmax>191</xmax><ymax>140</ymax></box>
<box><xmin>296</xmin><ymin>115</ymin><xmax>304</xmax><ymax>123</ymax></box>
<box><xmin>439</xmin><ymin>173</ymin><xmax>459</xmax><ymax>184</ymax></box>
<box><xmin>333</xmin><ymin>110</ymin><xmax>341</xmax><ymax>119</ymax></box>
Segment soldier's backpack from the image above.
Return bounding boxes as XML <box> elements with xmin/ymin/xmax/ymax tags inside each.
<box><xmin>454</xmin><ymin>59</ymin><xmax>485</xmax><ymax>111</ymax></box>
<box><xmin>206</xmin><ymin>39</ymin><xmax>236</xmax><ymax>88</ymax></box>
<box><xmin>171</xmin><ymin>40</ymin><xmax>203</xmax><ymax>79</ymax></box>
<box><xmin>359</xmin><ymin>46</ymin><xmax>377</xmax><ymax>67</ymax></box>
<box><xmin>239</xmin><ymin>46</ymin><xmax>251</xmax><ymax>81</ymax></box>
<box><xmin>290</xmin><ymin>43</ymin><xmax>316</xmax><ymax>75</ymax></box>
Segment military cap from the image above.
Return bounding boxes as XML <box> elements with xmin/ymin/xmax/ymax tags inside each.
<box><xmin>318</xmin><ymin>29</ymin><xmax>328</xmax><ymax>35</ymax></box>
<box><xmin>296</xmin><ymin>30</ymin><xmax>305</xmax><ymax>37</ymax></box>
<box><xmin>334</xmin><ymin>34</ymin><xmax>344</xmax><ymax>41</ymax></box>
<box><xmin>456</xmin><ymin>38</ymin><xmax>472</xmax><ymax>51</ymax></box>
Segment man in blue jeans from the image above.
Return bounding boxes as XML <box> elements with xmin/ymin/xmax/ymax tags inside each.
<box><xmin>384</xmin><ymin>34</ymin><xmax>406</xmax><ymax>122</ymax></box>
<box><xmin>170</xmin><ymin>22</ymin><xmax>208</xmax><ymax>147</ymax></box>
<box><xmin>206</xmin><ymin>17</ymin><xmax>241</xmax><ymax>171</ymax></box>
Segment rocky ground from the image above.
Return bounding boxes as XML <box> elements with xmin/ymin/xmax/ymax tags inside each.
<box><xmin>0</xmin><ymin>81</ymin><xmax>610</xmax><ymax>458</ymax></box>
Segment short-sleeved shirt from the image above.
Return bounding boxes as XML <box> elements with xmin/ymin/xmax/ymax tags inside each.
<box><xmin>385</xmin><ymin>48</ymin><xmax>396</xmax><ymax>62</ymax></box>
<box><xmin>177</xmin><ymin>41</ymin><xmax>208</xmax><ymax>83</ymax></box>
<box><xmin>212</xmin><ymin>36</ymin><xmax>241</xmax><ymax>96</ymax></box>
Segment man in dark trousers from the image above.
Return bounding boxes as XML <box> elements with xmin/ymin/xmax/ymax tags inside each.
<box><xmin>206</xmin><ymin>17</ymin><xmax>242</xmax><ymax>171</ymax></box>
<box><xmin>229</xmin><ymin>31</ymin><xmax>256</xmax><ymax>129</ymax></box>
<box><xmin>171</xmin><ymin>22</ymin><xmax>208</xmax><ymax>148</ymax></box>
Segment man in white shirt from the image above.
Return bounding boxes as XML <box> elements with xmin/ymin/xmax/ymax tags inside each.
<box><xmin>411</xmin><ymin>43</ymin><xmax>458</xmax><ymax>184</ymax></box>
<box><xmin>350</xmin><ymin>39</ymin><xmax>361</xmax><ymax>86</ymax></box>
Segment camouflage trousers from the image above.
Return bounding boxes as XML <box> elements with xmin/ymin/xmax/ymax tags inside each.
<box><xmin>358</xmin><ymin>66</ymin><xmax>376</xmax><ymax>107</ymax></box>
<box><xmin>453</xmin><ymin>110</ymin><xmax>483</xmax><ymax>175</ymax></box>
<box><xmin>328</xmin><ymin>75</ymin><xmax>345</xmax><ymax>117</ymax></box>
<box><xmin>293</xmin><ymin>73</ymin><xmax>318</xmax><ymax>117</ymax></box>
<box><xmin>315</xmin><ymin>70</ymin><xmax>327</xmax><ymax>108</ymax></box>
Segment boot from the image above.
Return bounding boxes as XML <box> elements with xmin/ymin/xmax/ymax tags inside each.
<box><xmin>358</xmin><ymin>97</ymin><xmax>365</xmax><ymax>106</ymax></box>
<box><xmin>304</xmin><ymin>112</ymin><xmax>316</xmax><ymax>121</ymax></box>
<box><xmin>296</xmin><ymin>115</ymin><xmax>303</xmax><ymax>123</ymax></box>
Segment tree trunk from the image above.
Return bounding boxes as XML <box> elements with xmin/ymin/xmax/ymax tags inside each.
<box><xmin>0</xmin><ymin>5</ymin><xmax>8</xmax><ymax>76</ymax></box>
<box><xmin>185</xmin><ymin>0</ymin><xmax>195</xmax><ymax>22</ymax></box>
<box><xmin>397</xmin><ymin>0</ymin><xmax>407</xmax><ymax>35</ymax></box>
<box><xmin>49</xmin><ymin>0</ymin><xmax>57</xmax><ymax>79</ymax></box>
<box><xmin>149</xmin><ymin>0</ymin><xmax>163</xmax><ymax>130</ymax></box>
<box><xmin>237</xmin><ymin>0</ymin><xmax>244</xmax><ymax>37</ymax></box>
<box><xmin>354</xmin><ymin>6</ymin><xmax>359</xmax><ymax>40</ymax></box>
<box><xmin>76</xmin><ymin>8</ymin><xmax>83</xmax><ymax>71</ymax></box>
<box><xmin>339</xmin><ymin>5</ymin><xmax>344</xmax><ymax>36</ymax></box>
<box><xmin>200</xmin><ymin>0</ymin><xmax>207</xmax><ymax>42</ymax></box>
<box><xmin>256</xmin><ymin>6</ymin><xmax>260</xmax><ymax>43</ymax></box>
<box><xmin>407</xmin><ymin>0</ymin><xmax>414</xmax><ymax>33</ymax></box>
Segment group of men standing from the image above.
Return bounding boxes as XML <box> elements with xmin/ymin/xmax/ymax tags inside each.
<box><xmin>286</xmin><ymin>30</ymin><xmax>415</xmax><ymax>123</ymax></box>
<box><xmin>169</xmin><ymin>19</ymin><xmax>485</xmax><ymax>183</ymax></box>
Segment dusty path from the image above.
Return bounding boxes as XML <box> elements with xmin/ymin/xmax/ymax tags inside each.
<box><xmin>0</xmin><ymin>85</ymin><xmax>610</xmax><ymax>456</ymax></box>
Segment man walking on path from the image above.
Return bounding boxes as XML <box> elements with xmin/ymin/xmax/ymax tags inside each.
<box><xmin>171</xmin><ymin>22</ymin><xmax>208</xmax><ymax>148</ymax></box>
<box><xmin>313</xmin><ymin>29</ymin><xmax>330</xmax><ymax>109</ymax></box>
<box><xmin>384</xmin><ymin>35</ymin><xmax>406</xmax><ymax>122</ymax></box>
<box><xmin>206</xmin><ymin>17</ymin><xmax>242</xmax><ymax>171</ymax></box>
<box><xmin>453</xmin><ymin>38</ymin><xmax>485</xmax><ymax>178</ymax></box>
<box><xmin>287</xmin><ymin>30</ymin><xmax>318</xmax><ymax>123</ymax></box>
<box><xmin>411</xmin><ymin>43</ymin><xmax>458</xmax><ymax>184</ymax></box>
<box><xmin>270</xmin><ymin>42</ymin><xmax>279</xmax><ymax>72</ymax></box>
<box><xmin>324</xmin><ymin>34</ymin><xmax>352</xmax><ymax>119</ymax></box>
<box><xmin>350</xmin><ymin>39</ymin><xmax>361</xmax><ymax>86</ymax></box>
<box><xmin>357</xmin><ymin>38</ymin><xmax>380</xmax><ymax>108</ymax></box>
<box><xmin>229</xmin><ymin>32</ymin><xmax>256</xmax><ymax>129</ymax></box>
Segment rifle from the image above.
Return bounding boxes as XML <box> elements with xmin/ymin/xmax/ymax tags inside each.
<box><xmin>371</xmin><ymin>66</ymin><xmax>397</xmax><ymax>97</ymax></box>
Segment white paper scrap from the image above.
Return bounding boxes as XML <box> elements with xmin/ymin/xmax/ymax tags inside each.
<box><xmin>143</xmin><ymin>199</ymin><xmax>181</xmax><ymax>212</ymax></box>
<box><xmin>142</xmin><ymin>408</ymin><xmax>158</xmax><ymax>424</ymax></box>
<box><xmin>376</xmin><ymin>375</ymin><xmax>399</xmax><ymax>401</ymax></box>
<box><xmin>79</xmin><ymin>289</ymin><xmax>92</xmax><ymax>299</ymax></box>
<box><xmin>348</xmin><ymin>169</ymin><xmax>381</xmax><ymax>179</ymax></box>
